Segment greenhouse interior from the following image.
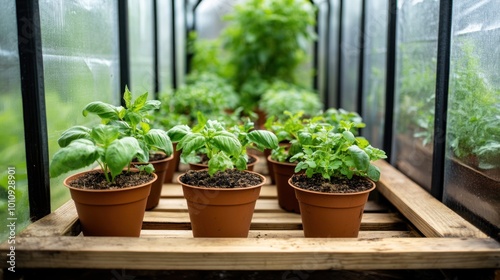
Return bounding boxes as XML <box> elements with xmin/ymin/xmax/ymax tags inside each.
<box><xmin>1</xmin><ymin>0</ymin><xmax>499</xmax><ymax>279</ymax></box>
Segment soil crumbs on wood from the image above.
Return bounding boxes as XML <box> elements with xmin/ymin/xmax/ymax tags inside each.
<box><xmin>180</xmin><ymin>169</ymin><xmax>263</xmax><ymax>188</ymax></box>
<box><xmin>68</xmin><ymin>170</ymin><xmax>155</xmax><ymax>190</ymax></box>
<box><xmin>291</xmin><ymin>173</ymin><xmax>373</xmax><ymax>193</ymax></box>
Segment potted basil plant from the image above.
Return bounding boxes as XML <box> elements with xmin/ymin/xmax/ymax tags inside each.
<box><xmin>167</xmin><ymin>119</ymin><xmax>278</xmax><ymax>237</ymax></box>
<box><xmin>50</xmin><ymin>122</ymin><xmax>157</xmax><ymax>237</ymax></box>
<box><xmin>288</xmin><ymin>121</ymin><xmax>387</xmax><ymax>237</ymax></box>
<box><xmin>82</xmin><ymin>86</ymin><xmax>173</xmax><ymax>209</ymax></box>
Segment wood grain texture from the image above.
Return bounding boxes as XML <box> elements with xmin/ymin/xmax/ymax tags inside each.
<box><xmin>2</xmin><ymin>237</ymin><xmax>498</xmax><ymax>270</ymax></box>
<box><xmin>374</xmin><ymin>160</ymin><xmax>488</xmax><ymax>238</ymax></box>
<box><xmin>1</xmin><ymin>159</ymin><xmax>497</xmax><ymax>272</ymax></box>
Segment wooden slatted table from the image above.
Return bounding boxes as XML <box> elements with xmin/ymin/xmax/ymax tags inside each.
<box><xmin>1</xmin><ymin>159</ymin><xmax>499</xmax><ymax>272</ymax></box>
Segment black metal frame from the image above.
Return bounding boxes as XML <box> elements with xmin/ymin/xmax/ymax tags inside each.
<box><xmin>356</xmin><ymin>0</ymin><xmax>366</xmax><ymax>118</ymax></box>
<box><xmin>153</xmin><ymin>0</ymin><xmax>160</xmax><ymax>99</ymax></box>
<box><xmin>118</xmin><ymin>0</ymin><xmax>130</xmax><ymax>104</ymax></box>
<box><xmin>15</xmin><ymin>0</ymin><xmax>51</xmax><ymax>221</ymax></box>
<box><xmin>383</xmin><ymin>0</ymin><xmax>397</xmax><ymax>163</ymax></box>
<box><xmin>335</xmin><ymin>0</ymin><xmax>344</xmax><ymax>108</ymax></box>
<box><xmin>430</xmin><ymin>0</ymin><xmax>452</xmax><ymax>200</ymax></box>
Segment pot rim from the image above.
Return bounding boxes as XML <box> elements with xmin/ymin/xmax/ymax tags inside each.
<box><xmin>177</xmin><ymin>169</ymin><xmax>266</xmax><ymax>191</ymax></box>
<box><xmin>266</xmin><ymin>155</ymin><xmax>298</xmax><ymax>167</ymax></box>
<box><xmin>288</xmin><ymin>176</ymin><xmax>376</xmax><ymax>196</ymax></box>
<box><xmin>64</xmin><ymin>169</ymin><xmax>158</xmax><ymax>193</ymax></box>
<box><xmin>131</xmin><ymin>152</ymin><xmax>174</xmax><ymax>165</ymax></box>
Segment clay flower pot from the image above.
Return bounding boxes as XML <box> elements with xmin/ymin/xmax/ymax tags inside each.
<box><xmin>289</xmin><ymin>177</ymin><xmax>376</xmax><ymax>237</ymax></box>
<box><xmin>267</xmin><ymin>155</ymin><xmax>300</xmax><ymax>213</ymax></box>
<box><xmin>164</xmin><ymin>142</ymin><xmax>182</xmax><ymax>184</ymax></box>
<box><xmin>133</xmin><ymin>152</ymin><xmax>174</xmax><ymax>210</ymax></box>
<box><xmin>64</xmin><ymin>170</ymin><xmax>157</xmax><ymax>237</ymax></box>
<box><xmin>177</xmin><ymin>170</ymin><xmax>265</xmax><ymax>237</ymax></box>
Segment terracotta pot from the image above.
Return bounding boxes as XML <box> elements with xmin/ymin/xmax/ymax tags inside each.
<box><xmin>267</xmin><ymin>155</ymin><xmax>300</xmax><ymax>213</ymax></box>
<box><xmin>164</xmin><ymin>143</ymin><xmax>182</xmax><ymax>184</ymax></box>
<box><xmin>64</xmin><ymin>170</ymin><xmax>157</xmax><ymax>237</ymax></box>
<box><xmin>189</xmin><ymin>154</ymin><xmax>259</xmax><ymax>172</ymax></box>
<box><xmin>178</xmin><ymin>170</ymin><xmax>265</xmax><ymax>237</ymax></box>
<box><xmin>264</xmin><ymin>142</ymin><xmax>291</xmax><ymax>185</ymax></box>
<box><xmin>289</xmin><ymin>177</ymin><xmax>376</xmax><ymax>237</ymax></box>
<box><xmin>133</xmin><ymin>153</ymin><xmax>174</xmax><ymax>210</ymax></box>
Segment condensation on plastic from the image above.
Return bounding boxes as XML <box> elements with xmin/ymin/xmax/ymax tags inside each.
<box><xmin>157</xmin><ymin>0</ymin><xmax>173</xmax><ymax>93</ymax></box>
<box><xmin>360</xmin><ymin>0</ymin><xmax>389</xmax><ymax>150</ymax></box>
<box><xmin>443</xmin><ymin>0</ymin><xmax>500</xmax><ymax>232</ymax></box>
<box><xmin>38</xmin><ymin>0</ymin><xmax>120</xmax><ymax>210</ymax></box>
<box><xmin>128</xmin><ymin>0</ymin><xmax>154</xmax><ymax>97</ymax></box>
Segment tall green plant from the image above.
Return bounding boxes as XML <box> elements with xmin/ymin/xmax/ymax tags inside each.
<box><xmin>222</xmin><ymin>0</ymin><xmax>316</xmax><ymax>91</ymax></box>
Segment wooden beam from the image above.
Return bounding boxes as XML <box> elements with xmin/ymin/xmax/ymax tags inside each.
<box><xmin>374</xmin><ymin>160</ymin><xmax>488</xmax><ymax>238</ymax></box>
<box><xmin>3</xmin><ymin>237</ymin><xmax>499</xmax><ymax>270</ymax></box>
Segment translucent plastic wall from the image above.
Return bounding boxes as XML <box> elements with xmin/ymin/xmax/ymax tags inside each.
<box><xmin>339</xmin><ymin>0</ymin><xmax>361</xmax><ymax>112</ymax></box>
<box><xmin>39</xmin><ymin>0</ymin><xmax>120</xmax><ymax>210</ymax></box>
<box><xmin>392</xmin><ymin>0</ymin><xmax>440</xmax><ymax>192</ymax></box>
<box><xmin>443</xmin><ymin>0</ymin><xmax>500</xmax><ymax>239</ymax></box>
<box><xmin>157</xmin><ymin>0</ymin><xmax>173</xmax><ymax>93</ymax></box>
<box><xmin>326</xmin><ymin>0</ymin><xmax>340</xmax><ymax>108</ymax></box>
<box><xmin>128</xmin><ymin>0</ymin><xmax>155</xmax><ymax>96</ymax></box>
<box><xmin>360</xmin><ymin>0</ymin><xmax>388</xmax><ymax>149</ymax></box>
<box><xmin>0</xmin><ymin>0</ymin><xmax>30</xmax><ymax>241</ymax></box>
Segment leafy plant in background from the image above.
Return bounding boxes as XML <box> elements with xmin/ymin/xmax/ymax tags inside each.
<box><xmin>397</xmin><ymin>46</ymin><xmax>437</xmax><ymax>145</ymax></box>
<box><xmin>221</xmin><ymin>0</ymin><xmax>316</xmax><ymax>104</ymax></box>
<box><xmin>168</xmin><ymin>119</ymin><xmax>278</xmax><ymax>175</ymax></box>
<box><xmin>448</xmin><ymin>42</ymin><xmax>500</xmax><ymax>169</ymax></box>
<box><xmin>290</xmin><ymin>121</ymin><xmax>387</xmax><ymax>181</ymax></box>
<box><xmin>258</xmin><ymin>80</ymin><xmax>322</xmax><ymax>120</ymax></box>
<box><xmin>157</xmin><ymin>71</ymin><xmax>239</xmax><ymax>128</ymax></box>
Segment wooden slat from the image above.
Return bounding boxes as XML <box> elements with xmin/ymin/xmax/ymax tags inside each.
<box><xmin>139</xmin><ymin>230</ymin><xmax>417</xmax><ymax>238</ymax></box>
<box><xmin>374</xmin><ymin>160</ymin><xmax>488</xmax><ymax>238</ymax></box>
<box><xmin>19</xmin><ymin>200</ymin><xmax>78</xmax><ymax>237</ymax></box>
<box><xmin>3</xmin><ymin>236</ymin><xmax>499</xmax><ymax>270</ymax></box>
<box><xmin>151</xmin><ymin>198</ymin><xmax>389</xmax><ymax>213</ymax></box>
<box><xmin>141</xmin><ymin>212</ymin><xmax>406</xmax><ymax>231</ymax></box>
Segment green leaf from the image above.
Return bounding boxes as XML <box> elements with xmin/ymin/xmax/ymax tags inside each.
<box><xmin>105</xmin><ymin>137</ymin><xmax>142</xmax><ymax>178</ymax></box>
<box><xmin>367</xmin><ymin>164</ymin><xmax>381</xmax><ymax>181</ymax></box>
<box><xmin>211</xmin><ymin>134</ymin><xmax>241</xmax><ymax>156</ymax></box>
<box><xmin>123</xmin><ymin>86</ymin><xmax>132</xmax><ymax>109</ymax></box>
<box><xmin>167</xmin><ymin>125</ymin><xmax>192</xmax><ymax>142</ymax></box>
<box><xmin>342</xmin><ymin>131</ymin><xmax>356</xmax><ymax>143</ymax></box>
<box><xmin>125</xmin><ymin>111</ymin><xmax>142</xmax><ymax>127</ymax></box>
<box><xmin>144</xmin><ymin>129</ymin><xmax>173</xmax><ymax>155</ymax></box>
<box><xmin>247</xmin><ymin>130</ymin><xmax>279</xmax><ymax>150</ymax></box>
<box><xmin>90</xmin><ymin>124</ymin><xmax>120</xmax><ymax>146</ymax></box>
<box><xmin>348</xmin><ymin>145</ymin><xmax>369</xmax><ymax>171</ymax></box>
<box><xmin>82</xmin><ymin>101</ymin><xmax>120</xmax><ymax>120</ymax></box>
<box><xmin>141</xmin><ymin>100</ymin><xmax>161</xmax><ymax>112</ymax></box>
<box><xmin>57</xmin><ymin>126</ymin><xmax>92</xmax><ymax>147</ymax></box>
<box><xmin>178</xmin><ymin>133</ymin><xmax>206</xmax><ymax>155</ymax></box>
<box><xmin>208</xmin><ymin>152</ymin><xmax>234</xmax><ymax>175</ymax></box>
<box><xmin>132</xmin><ymin>92</ymin><xmax>149</xmax><ymax>111</ymax></box>
<box><xmin>49</xmin><ymin>139</ymin><xmax>99</xmax><ymax>178</ymax></box>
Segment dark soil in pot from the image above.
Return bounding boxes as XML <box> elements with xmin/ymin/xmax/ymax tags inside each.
<box><xmin>179</xmin><ymin>169</ymin><xmax>263</xmax><ymax>188</ymax></box>
<box><xmin>290</xmin><ymin>174</ymin><xmax>373</xmax><ymax>193</ymax></box>
<box><xmin>67</xmin><ymin>170</ymin><xmax>155</xmax><ymax>190</ymax></box>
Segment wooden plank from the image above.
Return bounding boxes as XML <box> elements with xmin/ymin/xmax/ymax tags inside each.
<box><xmin>374</xmin><ymin>160</ymin><xmax>488</xmax><ymax>238</ymax></box>
<box><xmin>139</xmin><ymin>230</ymin><xmax>417</xmax><ymax>238</ymax></box>
<box><xmin>2</xmin><ymin>237</ymin><xmax>498</xmax><ymax>270</ymax></box>
<box><xmin>141</xmin><ymin>212</ymin><xmax>406</xmax><ymax>231</ymax></box>
<box><xmin>19</xmin><ymin>200</ymin><xmax>79</xmax><ymax>237</ymax></box>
